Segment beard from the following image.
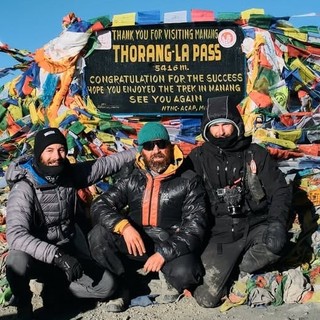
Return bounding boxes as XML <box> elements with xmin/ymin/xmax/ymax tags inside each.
<box><xmin>142</xmin><ymin>150</ymin><xmax>172</xmax><ymax>174</ymax></box>
<box><xmin>33</xmin><ymin>158</ymin><xmax>69</xmax><ymax>179</ymax></box>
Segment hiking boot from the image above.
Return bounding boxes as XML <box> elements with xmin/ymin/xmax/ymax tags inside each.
<box><xmin>104</xmin><ymin>287</ymin><xmax>130</xmax><ymax>313</ymax></box>
<box><xmin>7</xmin><ymin>294</ymin><xmax>18</xmax><ymax>307</ymax></box>
<box><xmin>17</xmin><ymin>303</ymin><xmax>34</xmax><ymax>320</ymax></box>
<box><xmin>104</xmin><ymin>297</ymin><xmax>126</xmax><ymax>313</ymax></box>
<box><xmin>155</xmin><ymin>272</ymin><xmax>180</xmax><ymax>304</ymax></box>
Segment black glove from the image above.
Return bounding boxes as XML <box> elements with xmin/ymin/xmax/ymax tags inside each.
<box><xmin>263</xmin><ymin>221</ymin><xmax>287</xmax><ymax>254</ymax></box>
<box><xmin>53</xmin><ymin>250</ymin><xmax>83</xmax><ymax>282</ymax></box>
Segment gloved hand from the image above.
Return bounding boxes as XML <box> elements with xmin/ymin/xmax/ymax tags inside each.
<box><xmin>53</xmin><ymin>250</ymin><xmax>83</xmax><ymax>282</ymax></box>
<box><xmin>263</xmin><ymin>221</ymin><xmax>287</xmax><ymax>254</ymax></box>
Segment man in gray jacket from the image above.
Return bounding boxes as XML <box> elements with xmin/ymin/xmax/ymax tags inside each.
<box><xmin>5</xmin><ymin>127</ymin><xmax>136</xmax><ymax>320</ymax></box>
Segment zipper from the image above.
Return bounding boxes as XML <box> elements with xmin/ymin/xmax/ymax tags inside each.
<box><xmin>147</xmin><ymin>176</ymin><xmax>154</xmax><ymax>225</ymax></box>
<box><xmin>56</xmin><ymin>187</ymin><xmax>66</xmax><ymax>240</ymax></box>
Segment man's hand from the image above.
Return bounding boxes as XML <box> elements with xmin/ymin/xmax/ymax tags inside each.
<box><xmin>143</xmin><ymin>252</ymin><xmax>165</xmax><ymax>273</ymax></box>
<box><xmin>122</xmin><ymin>224</ymin><xmax>146</xmax><ymax>256</ymax></box>
<box><xmin>53</xmin><ymin>250</ymin><xmax>83</xmax><ymax>282</ymax></box>
<box><xmin>263</xmin><ymin>221</ymin><xmax>287</xmax><ymax>254</ymax></box>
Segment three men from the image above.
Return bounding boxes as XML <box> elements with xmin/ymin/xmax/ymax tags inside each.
<box><xmin>6</xmin><ymin>100</ymin><xmax>292</xmax><ymax>317</ymax></box>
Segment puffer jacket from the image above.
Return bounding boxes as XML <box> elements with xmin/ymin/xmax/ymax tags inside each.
<box><xmin>5</xmin><ymin>148</ymin><xmax>136</xmax><ymax>264</ymax></box>
<box><xmin>91</xmin><ymin>145</ymin><xmax>208</xmax><ymax>262</ymax></box>
<box><xmin>187</xmin><ymin>96</ymin><xmax>292</xmax><ymax>243</ymax></box>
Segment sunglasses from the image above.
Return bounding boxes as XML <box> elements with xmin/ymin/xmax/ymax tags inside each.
<box><xmin>142</xmin><ymin>140</ymin><xmax>170</xmax><ymax>151</ymax></box>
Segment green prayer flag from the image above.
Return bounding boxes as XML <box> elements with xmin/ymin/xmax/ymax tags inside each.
<box><xmin>69</xmin><ymin>121</ymin><xmax>85</xmax><ymax>135</ymax></box>
<box><xmin>66</xmin><ymin>135</ymin><xmax>77</xmax><ymax>150</ymax></box>
<box><xmin>0</xmin><ymin>115</ymin><xmax>8</xmax><ymax>131</ymax></box>
<box><xmin>0</xmin><ymin>104</ymin><xmax>7</xmax><ymax>121</ymax></box>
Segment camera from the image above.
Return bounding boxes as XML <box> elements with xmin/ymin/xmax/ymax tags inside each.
<box><xmin>216</xmin><ymin>186</ymin><xmax>243</xmax><ymax>216</ymax></box>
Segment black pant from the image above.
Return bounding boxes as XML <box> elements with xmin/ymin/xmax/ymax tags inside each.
<box><xmin>88</xmin><ymin>224</ymin><xmax>204</xmax><ymax>293</ymax></box>
<box><xmin>6</xmin><ymin>226</ymin><xmax>117</xmax><ymax>308</ymax></box>
<box><xmin>6</xmin><ymin>250</ymin><xmax>116</xmax><ymax>304</ymax></box>
<box><xmin>193</xmin><ymin>224</ymin><xmax>281</xmax><ymax>308</ymax></box>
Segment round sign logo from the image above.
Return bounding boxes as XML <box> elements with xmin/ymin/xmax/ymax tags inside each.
<box><xmin>218</xmin><ymin>29</ymin><xmax>237</xmax><ymax>48</ymax></box>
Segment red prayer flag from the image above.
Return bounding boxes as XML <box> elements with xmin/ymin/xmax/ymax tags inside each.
<box><xmin>191</xmin><ymin>9</ymin><xmax>215</xmax><ymax>22</ymax></box>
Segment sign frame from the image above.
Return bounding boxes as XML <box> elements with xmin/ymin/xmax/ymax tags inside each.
<box><xmin>85</xmin><ymin>21</ymin><xmax>246</xmax><ymax>115</ymax></box>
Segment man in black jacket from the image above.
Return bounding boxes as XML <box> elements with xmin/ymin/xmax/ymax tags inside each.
<box><xmin>88</xmin><ymin>122</ymin><xmax>207</xmax><ymax>312</ymax></box>
<box><xmin>187</xmin><ymin>96</ymin><xmax>292</xmax><ymax>308</ymax></box>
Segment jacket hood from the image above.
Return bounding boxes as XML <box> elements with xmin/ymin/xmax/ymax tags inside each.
<box><xmin>201</xmin><ymin>95</ymin><xmax>245</xmax><ymax>142</ymax></box>
<box><xmin>5</xmin><ymin>155</ymin><xmax>51</xmax><ymax>188</ymax></box>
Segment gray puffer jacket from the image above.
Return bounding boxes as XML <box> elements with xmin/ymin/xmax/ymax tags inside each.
<box><xmin>5</xmin><ymin>149</ymin><xmax>136</xmax><ymax>264</ymax></box>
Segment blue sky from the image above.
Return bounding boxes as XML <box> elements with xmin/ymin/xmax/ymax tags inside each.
<box><xmin>0</xmin><ymin>0</ymin><xmax>319</xmax><ymax>85</ymax></box>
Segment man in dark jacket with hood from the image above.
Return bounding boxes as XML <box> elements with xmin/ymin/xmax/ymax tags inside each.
<box><xmin>187</xmin><ymin>96</ymin><xmax>292</xmax><ymax>308</ymax></box>
<box><xmin>88</xmin><ymin>122</ymin><xmax>207</xmax><ymax>312</ymax></box>
<box><xmin>5</xmin><ymin>127</ymin><xmax>136</xmax><ymax>319</ymax></box>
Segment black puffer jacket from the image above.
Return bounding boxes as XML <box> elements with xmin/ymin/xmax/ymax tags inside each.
<box><xmin>91</xmin><ymin>145</ymin><xmax>208</xmax><ymax>262</ymax></box>
<box><xmin>188</xmin><ymin>96</ymin><xmax>292</xmax><ymax>243</ymax></box>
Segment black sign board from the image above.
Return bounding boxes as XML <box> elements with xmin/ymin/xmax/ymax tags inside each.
<box><xmin>85</xmin><ymin>22</ymin><xmax>246</xmax><ymax>115</ymax></box>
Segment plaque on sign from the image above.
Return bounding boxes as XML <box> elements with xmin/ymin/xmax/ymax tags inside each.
<box><xmin>85</xmin><ymin>22</ymin><xmax>246</xmax><ymax>115</ymax></box>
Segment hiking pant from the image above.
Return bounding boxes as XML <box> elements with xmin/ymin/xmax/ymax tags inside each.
<box><xmin>193</xmin><ymin>224</ymin><xmax>281</xmax><ymax>308</ymax></box>
<box><xmin>88</xmin><ymin>224</ymin><xmax>204</xmax><ymax>293</ymax></box>
<box><xmin>6</xmin><ymin>226</ymin><xmax>116</xmax><ymax>307</ymax></box>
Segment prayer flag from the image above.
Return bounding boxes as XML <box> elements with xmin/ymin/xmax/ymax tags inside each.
<box><xmin>290</xmin><ymin>58</ymin><xmax>317</xmax><ymax>85</ymax></box>
<box><xmin>164</xmin><ymin>11</ymin><xmax>187</xmax><ymax>24</ymax></box>
<box><xmin>191</xmin><ymin>9</ymin><xmax>215</xmax><ymax>22</ymax></box>
<box><xmin>241</xmin><ymin>8</ymin><xmax>265</xmax><ymax>20</ymax></box>
<box><xmin>137</xmin><ymin>10</ymin><xmax>161</xmax><ymax>25</ymax></box>
<box><xmin>112</xmin><ymin>13</ymin><xmax>136</xmax><ymax>27</ymax></box>
<box><xmin>217</xmin><ymin>12</ymin><xmax>241</xmax><ymax>21</ymax></box>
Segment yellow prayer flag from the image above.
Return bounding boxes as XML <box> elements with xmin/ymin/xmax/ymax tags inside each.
<box><xmin>79</xmin><ymin>117</ymin><xmax>100</xmax><ymax>126</ymax></box>
<box><xmin>279</xmin><ymin>26</ymin><xmax>308</xmax><ymax>42</ymax></box>
<box><xmin>276</xmin><ymin>129</ymin><xmax>302</xmax><ymax>142</ymax></box>
<box><xmin>37</xmin><ymin>107</ymin><xmax>45</xmax><ymax>123</ymax></box>
<box><xmin>290</xmin><ymin>58</ymin><xmax>317</xmax><ymax>85</ymax></box>
<box><xmin>83</xmin><ymin>144</ymin><xmax>92</xmax><ymax>155</ymax></box>
<box><xmin>50</xmin><ymin>109</ymin><xmax>72</xmax><ymax>128</ymax></box>
<box><xmin>84</xmin><ymin>124</ymin><xmax>98</xmax><ymax>133</ymax></box>
<box><xmin>85</xmin><ymin>96</ymin><xmax>99</xmax><ymax>116</ymax></box>
<box><xmin>306</xmin><ymin>291</ymin><xmax>320</xmax><ymax>303</ymax></box>
<box><xmin>96</xmin><ymin>131</ymin><xmax>116</xmax><ymax>143</ymax></box>
<box><xmin>67</xmin><ymin>156</ymin><xmax>77</xmax><ymax>164</ymax></box>
<box><xmin>7</xmin><ymin>104</ymin><xmax>23</xmax><ymax>121</ymax></box>
<box><xmin>253</xmin><ymin>128</ymin><xmax>297</xmax><ymax>149</ymax></box>
<box><xmin>8</xmin><ymin>77</ymin><xmax>20</xmax><ymax>97</ymax></box>
<box><xmin>241</xmin><ymin>8</ymin><xmax>265</xmax><ymax>20</ymax></box>
<box><xmin>120</xmin><ymin>138</ymin><xmax>135</xmax><ymax>146</ymax></box>
<box><xmin>112</xmin><ymin>12</ymin><xmax>136</xmax><ymax>27</ymax></box>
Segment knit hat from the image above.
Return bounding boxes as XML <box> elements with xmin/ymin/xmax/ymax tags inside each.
<box><xmin>34</xmin><ymin>128</ymin><xmax>67</xmax><ymax>162</ymax></box>
<box><xmin>137</xmin><ymin>122</ymin><xmax>170</xmax><ymax>152</ymax></box>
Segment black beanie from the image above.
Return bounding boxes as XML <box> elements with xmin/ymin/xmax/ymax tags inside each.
<box><xmin>34</xmin><ymin>128</ymin><xmax>67</xmax><ymax>162</ymax></box>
